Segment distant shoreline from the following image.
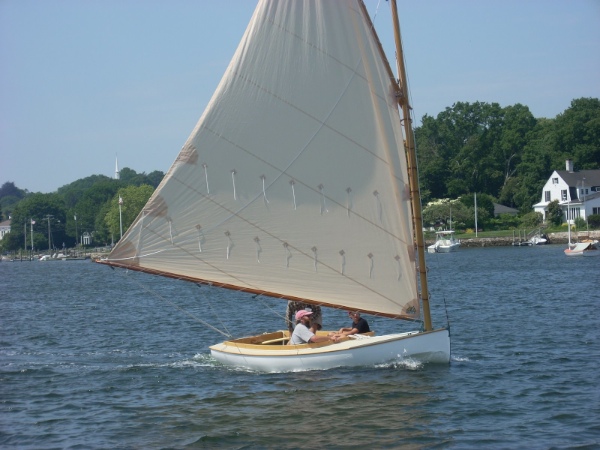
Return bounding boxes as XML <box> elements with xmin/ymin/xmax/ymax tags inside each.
<box><xmin>426</xmin><ymin>230</ymin><xmax>599</xmax><ymax>247</ymax></box>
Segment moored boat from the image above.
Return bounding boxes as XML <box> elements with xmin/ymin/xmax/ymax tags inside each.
<box><xmin>564</xmin><ymin>241</ymin><xmax>599</xmax><ymax>257</ymax></box>
<box><xmin>428</xmin><ymin>230</ymin><xmax>460</xmax><ymax>253</ymax></box>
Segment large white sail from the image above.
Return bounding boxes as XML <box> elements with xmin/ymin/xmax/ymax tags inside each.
<box><xmin>106</xmin><ymin>0</ymin><xmax>419</xmax><ymax>319</ymax></box>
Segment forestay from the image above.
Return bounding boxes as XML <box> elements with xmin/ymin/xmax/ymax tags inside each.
<box><xmin>103</xmin><ymin>0</ymin><xmax>419</xmax><ymax>320</ymax></box>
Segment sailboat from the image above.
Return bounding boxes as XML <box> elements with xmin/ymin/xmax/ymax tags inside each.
<box><xmin>564</xmin><ymin>199</ymin><xmax>598</xmax><ymax>256</ymax></box>
<box><xmin>564</xmin><ymin>216</ymin><xmax>599</xmax><ymax>257</ymax></box>
<box><xmin>97</xmin><ymin>0</ymin><xmax>451</xmax><ymax>371</ymax></box>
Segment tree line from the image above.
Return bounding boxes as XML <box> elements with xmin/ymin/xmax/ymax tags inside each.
<box><xmin>415</xmin><ymin>97</ymin><xmax>600</xmax><ymax>211</ymax></box>
<box><xmin>0</xmin><ymin>169</ymin><xmax>161</xmax><ymax>253</ymax></box>
<box><xmin>1</xmin><ymin>97</ymin><xmax>599</xmax><ymax>252</ymax></box>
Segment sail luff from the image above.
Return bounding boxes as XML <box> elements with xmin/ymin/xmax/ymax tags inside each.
<box><xmin>389</xmin><ymin>0</ymin><xmax>433</xmax><ymax>331</ymax></box>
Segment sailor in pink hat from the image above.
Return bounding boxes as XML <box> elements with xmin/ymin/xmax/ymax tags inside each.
<box><xmin>289</xmin><ymin>309</ymin><xmax>337</xmax><ymax>345</ymax></box>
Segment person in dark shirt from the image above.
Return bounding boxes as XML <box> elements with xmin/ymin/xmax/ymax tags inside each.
<box><xmin>334</xmin><ymin>311</ymin><xmax>370</xmax><ymax>337</ymax></box>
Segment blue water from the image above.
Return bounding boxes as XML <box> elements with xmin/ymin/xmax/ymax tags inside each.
<box><xmin>1</xmin><ymin>245</ymin><xmax>599</xmax><ymax>449</ymax></box>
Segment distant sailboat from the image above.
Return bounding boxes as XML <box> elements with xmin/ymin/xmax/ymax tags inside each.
<box><xmin>97</xmin><ymin>0</ymin><xmax>450</xmax><ymax>371</ymax></box>
<box><xmin>564</xmin><ymin>204</ymin><xmax>598</xmax><ymax>256</ymax></box>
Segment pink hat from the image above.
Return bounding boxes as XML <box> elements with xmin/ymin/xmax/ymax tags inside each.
<box><xmin>295</xmin><ymin>310</ymin><xmax>313</xmax><ymax>321</ymax></box>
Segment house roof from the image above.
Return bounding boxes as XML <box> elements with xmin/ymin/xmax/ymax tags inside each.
<box><xmin>556</xmin><ymin>169</ymin><xmax>600</xmax><ymax>187</ymax></box>
<box><xmin>560</xmin><ymin>191</ymin><xmax>600</xmax><ymax>205</ymax></box>
<box><xmin>0</xmin><ymin>220</ymin><xmax>11</xmax><ymax>227</ymax></box>
<box><xmin>493</xmin><ymin>203</ymin><xmax>518</xmax><ymax>216</ymax></box>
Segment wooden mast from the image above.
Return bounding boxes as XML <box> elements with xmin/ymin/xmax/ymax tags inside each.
<box><xmin>389</xmin><ymin>0</ymin><xmax>432</xmax><ymax>331</ymax></box>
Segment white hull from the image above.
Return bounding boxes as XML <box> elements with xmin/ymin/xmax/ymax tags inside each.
<box><xmin>428</xmin><ymin>242</ymin><xmax>460</xmax><ymax>253</ymax></box>
<box><xmin>564</xmin><ymin>249</ymin><xmax>600</xmax><ymax>257</ymax></box>
<box><xmin>210</xmin><ymin>328</ymin><xmax>450</xmax><ymax>372</ymax></box>
<box><xmin>428</xmin><ymin>231</ymin><xmax>460</xmax><ymax>253</ymax></box>
<box><xmin>528</xmin><ymin>237</ymin><xmax>547</xmax><ymax>245</ymax></box>
<box><xmin>564</xmin><ymin>241</ymin><xmax>599</xmax><ymax>257</ymax></box>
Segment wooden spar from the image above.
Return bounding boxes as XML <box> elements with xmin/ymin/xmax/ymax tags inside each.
<box><xmin>389</xmin><ymin>0</ymin><xmax>432</xmax><ymax>331</ymax></box>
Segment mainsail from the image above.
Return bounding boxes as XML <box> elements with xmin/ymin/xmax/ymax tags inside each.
<box><xmin>104</xmin><ymin>0</ymin><xmax>420</xmax><ymax>320</ymax></box>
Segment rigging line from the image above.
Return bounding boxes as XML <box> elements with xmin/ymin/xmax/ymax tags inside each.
<box><xmin>371</xmin><ymin>0</ymin><xmax>382</xmax><ymax>24</ymax></box>
<box><xmin>116</xmin><ymin>268</ymin><xmax>232</xmax><ymax>338</ymax></box>
<box><xmin>252</xmin><ymin>293</ymin><xmax>288</xmax><ymax>323</ymax></box>
<box><xmin>197</xmin><ymin>284</ymin><xmax>233</xmax><ymax>338</ymax></box>
<box><xmin>442</xmin><ymin>295</ymin><xmax>451</xmax><ymax>336</ymax></box>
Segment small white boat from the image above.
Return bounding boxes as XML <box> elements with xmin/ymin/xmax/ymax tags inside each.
<box><xmin>564</xmin><ymin>212</ymin><xmax>598</xmax><ymax>256</ymax></box>
<box><xmin>527</xmin><ymin>235</ymin><xmax>548</xmax><ymax>245</ymax></box>
<box><xmin>428</xmin><ymin>231</ymin><xmax>460</xmax><ymax>253</ymax></box>
<box><xmin>564</xmin><ymin>241</ymin><xmax>599</xmax><ymax>257</ymax></box>
<box><xmin>39</xmin><ymin>254</ymin><xmax>67</xmax><ymax>261</ymax></box>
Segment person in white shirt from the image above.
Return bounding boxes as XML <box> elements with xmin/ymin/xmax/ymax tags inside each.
<box><xmin>290</xmin><ymin>310</ymin><xmax>337</xmax><ymax>345</ymax></box>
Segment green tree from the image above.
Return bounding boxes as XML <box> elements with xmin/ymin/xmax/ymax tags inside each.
<box><xmin>553</xmin><ymin>98</ymin><xmax>600</xmax><ymax>170</ymax></box>
<box><xmin>422</xmin><ymin>198</ymin><xmax>475</xmax><ymax>230</ymax></box>
<box><xmin>57</xmin><ymin>175</ymin><xmax>114</xmax><ymax>209</ymax></box>
<box><xmin>119</xmin><ymin>168</ymin><xmax>164</xmax><ymax>187</ymax></box>
<box><xmin>415</xmin><ymin>101</ymin><xmax>536</xmax><ymax>204</ymax></box>
<box><xmin>146</xmin><ymin>170</ymin><xmax>165</xmax><ymax>188</ymax></box>
<box><xmin>6</xmin><ymin>193</ymin><xmax>67</xmax><ymax>252</ymax></box>
<box><xmin>70</xmin><ymin>180</ymin><xmax>124</xmax><ymax>244</ymax></box>
<box><xmin>510</xmin><ymin>118</ymin><xmax>555</xmax><ymax>211</ymax></box>
<box><xmin>520</xmin><ymin>212</ymin><xmax>543</xmax><ymax>228</ymax></box>
<box><xmin>104</xmin><ymin>185</ymin><xmax>154</xmax><ymax>238</ymax></box>
<box><xmin>546</xmin><ymin>200</ymin><xmax>563</xmax><ymax>226</ymax></box>
<box><xmin>0</xmin><ymin>181</ymin><xmax>28</xmax><ymax>221</ymax></box>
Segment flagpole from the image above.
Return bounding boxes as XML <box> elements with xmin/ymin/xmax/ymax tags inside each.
<box><xmin>45</xmin><ymin>214</ymin><xmax>53</xmax><ymax>253</ymax></box>
<box><xmin>30</xmin><ymin>219</ymin><xmax>34</xmax><ymax>256</ymax></box>
<box><xmin>475</xmin><ymin>193</ymin><xmax>478</xmax><ymax>237</ymax></box>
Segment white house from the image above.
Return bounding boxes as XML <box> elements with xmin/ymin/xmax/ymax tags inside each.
<box><xmin>533</xmin><ymin>159</ymin><xmax>600</xmax><ymax>223</ymax></box>
<box><xmin>0</xmin><ymin>219</ymin><xmax>10</xmax><ymax>240</ymax></box>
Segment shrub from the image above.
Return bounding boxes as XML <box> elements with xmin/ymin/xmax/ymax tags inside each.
<box><xmin>574</xmin><ymin>217</ymin><xmax>587</xmax><ymax>229</ymax></box>
<box><xmin>587</xmin><ymin>214</ymin><xmax>600</xmax><ymax>229</ymax></box>
<box><xmin>520</xmin><ymin>212</ymin><xmax>543</xmax><ymax>228</ymax></box>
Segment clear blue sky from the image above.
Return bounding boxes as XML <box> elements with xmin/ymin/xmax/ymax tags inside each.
<box><xmin>2</xmin><ymin>0</ymin><xmax>599</xmax><ymax>194</ymax></box>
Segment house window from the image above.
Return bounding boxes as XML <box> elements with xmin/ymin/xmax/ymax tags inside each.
<box><xmin>566</xmin><ymin>207</ymin><xmax>580</xmax><ymax>220</ymax></box>
<box><xmin>544</xmin><ymin>191</ymin><xmax>551</xmax><ymax>202</ymax></box>
<box><xmin>594</xmin><ymin>207</ymin><xmax>600</xmax><ymax>215</ymax></box>
<box><xmin>552</xmin><ymin>178</ymin><xmax>558</xmax><ymax>184</ymax></box>
<box><xmin>561</xmin><ymin>190</ymin><xmax>567</xmax><ymax>201</ymax></box>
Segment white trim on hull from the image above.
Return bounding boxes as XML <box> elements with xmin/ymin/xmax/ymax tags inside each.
<box><xmin>432</xmin><ymin>243</ymin><xmax>460</xmax><ymax>253</ymax></box>
<box><xmin>210</xmin><ymin>328</ymin><xmax>450</xmax><ymax>372</ymax></box>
